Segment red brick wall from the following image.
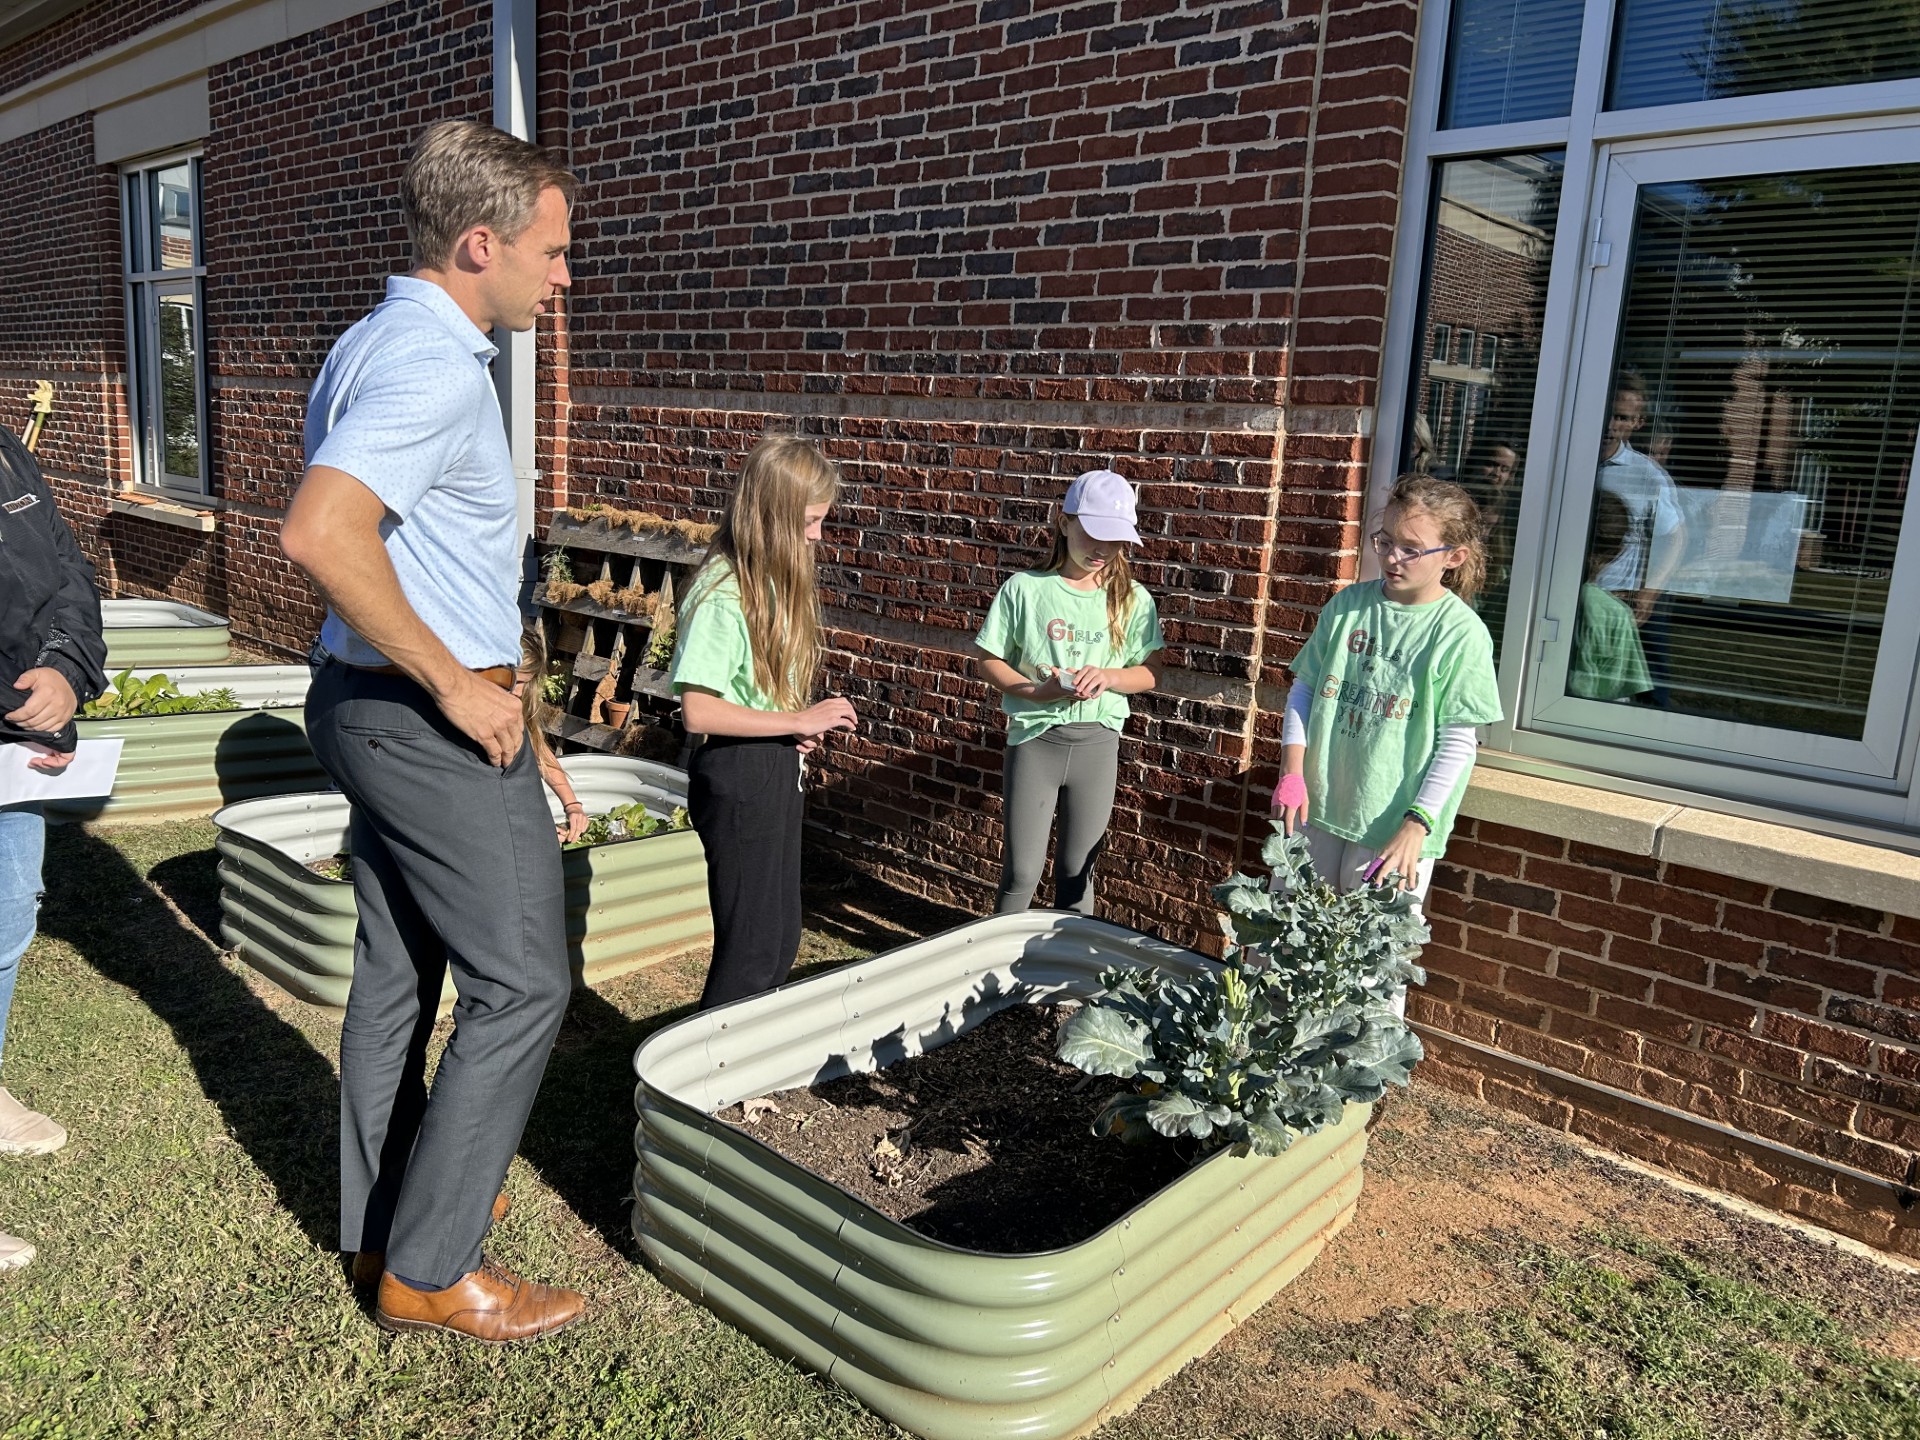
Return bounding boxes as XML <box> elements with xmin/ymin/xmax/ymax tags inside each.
<box><xmin>1415</xmin><ymin>817</ymin><xmax>1920</xmax><ymax>1255</ymax></box>
<box><xmin>0</xmin><ymin>0</ymin><xmax>205</xmax><ymax>96</ymax></box>
<box><xmin>551</xmin><ymin>0</ymin><xmax>1417</xmax><ymax>941</ymax></box>
<box><xmin>0</xmin><ymin>2</ymin><xmax>494</xmax><ymax>651</ymax></box>
<box><xmin>0</xmin><ymin>113</ymin><xmax>126</xmax><ymax>583</ymax></box>
<box><xmin>201</xmin><ymin>0</ymin><xmax>494</xmax><ymax>648</ymax></box>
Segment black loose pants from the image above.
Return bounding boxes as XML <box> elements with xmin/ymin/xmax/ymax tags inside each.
<box><xmin>689</xmin><ymin>735</ymin><xmax>804</xmax><ymax>1009</ymax></box>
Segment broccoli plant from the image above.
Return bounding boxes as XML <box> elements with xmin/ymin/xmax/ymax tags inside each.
<box><xmin>1056</xmin><ymin>824</ymin><xmax>1430</xmax><ymax>1157</ymax></box>
<box><xmin>83</xmin><ymin>670</ymin><xmax>240</xmax><ymax>719</ymax></box>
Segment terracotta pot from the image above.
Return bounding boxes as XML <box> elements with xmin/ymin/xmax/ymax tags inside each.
<box><xmin>605</xmin><ymin>700</ymin><xmax>632</xmax><ymax>728</ymax></box>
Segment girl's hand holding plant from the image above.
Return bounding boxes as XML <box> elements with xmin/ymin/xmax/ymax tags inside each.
<box><xmin>1369</xmin><ymin>816</ymin><xmax>1428</xmax><ymax>892</ymax></box>
<box><xmin>558</xmin><ymin>801</ymin><xmax>591</xmax><ymax>844</ymax></box>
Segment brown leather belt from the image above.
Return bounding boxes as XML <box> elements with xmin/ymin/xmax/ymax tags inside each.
<box><xmin>351</xmin><ymin>662</ymin><xmax>516</xmax><ymax>691</ymax></box>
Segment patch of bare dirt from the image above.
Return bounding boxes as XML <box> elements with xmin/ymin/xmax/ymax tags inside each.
<box><xmin>717</xmin><ymin>1002</ymin><xmax>1191</xmax><ymax>1252</ymax></box>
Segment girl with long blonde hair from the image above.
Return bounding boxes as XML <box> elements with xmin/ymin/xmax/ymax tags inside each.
<box><xmin>670</xmin><ymin>435</ymin><xmax>857</xmax><ymax>1008</ymax></box>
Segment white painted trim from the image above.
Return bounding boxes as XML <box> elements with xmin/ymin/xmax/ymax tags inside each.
<box><xmin>0</xmin><ymin>0</ymin><xmax>381</xmax><ymax>146</ymax></box>
<box><xmin>493</xmin><ymin>0</ymin><xmax>540</xmax><ymax>582</ymax></box>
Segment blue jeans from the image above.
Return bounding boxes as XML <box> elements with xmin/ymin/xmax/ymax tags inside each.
<box><xmin>0</xmin><ymin>804</ymin><xmax>45</xmax><ymax>1076</ymax></box>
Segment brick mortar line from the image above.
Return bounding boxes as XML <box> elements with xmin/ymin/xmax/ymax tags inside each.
<box><xmin>571</xmin><ymin>384</ymin><xmax>1287</xmax><ymax>433</ymax></box>
<box><xmin>823</xmin><ymin>604</ymin><xmax>1253</xmax><ymax>707</ymax></box>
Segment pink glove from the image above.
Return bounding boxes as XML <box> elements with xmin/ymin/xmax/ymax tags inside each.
<box><xmin>1273</xmin><ymin>773</ymin><xmax>1308</xmax><ymax>809</ymax></box>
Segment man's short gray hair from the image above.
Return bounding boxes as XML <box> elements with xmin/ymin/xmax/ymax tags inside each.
<box><xmin>401</xmin><ymin>121</ymin><xmax>578</xmax><ymax>270</ymax></box>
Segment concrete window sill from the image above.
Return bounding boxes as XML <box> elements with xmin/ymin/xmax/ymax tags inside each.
<box><xmin>110</xmin><ymin>490</ymin><xmax>218</xmax><ymax>532</ymax></box>
<box><xmin>1462</xmin><ymin>760</ymin><xmax>1920</xmax><ymax>921</ymax></box>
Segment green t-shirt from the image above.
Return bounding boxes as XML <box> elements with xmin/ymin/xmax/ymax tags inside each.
<box><xmin>975</xmin><ymin>570</ymin><xmax>1165</xmax><ymax>746</ymax></box>
<box><xmin>1292</xmin><ymin>581</ymin><xmax>1502</xmax><ymax>857</ymax></box>
<box><xmin>1568</xmin><ymin>582</ymin><xmax>1652</xmax><ymax>702</ymax></box>
<box><xmin>669</xmin><ymin>566</ymin><xmax>779</xmax><ymax>711</ymax></box>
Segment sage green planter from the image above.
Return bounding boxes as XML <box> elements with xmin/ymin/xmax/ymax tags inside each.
<box><xmin>214</xmin><ymin>757</ymin><xmax>711</xmax><ymax>1010</ymax></box>
<box><xmin>49</xmin><ymin>665</ymin><xmax>321</xmax><ymax>824</ymax></box>
<box><xmin>631</xmin><ymin>912</ymin><xmax>1370</xmax><ymax>1440</ymax></box>
<box><xmin>101</xmin><ymin>598</ymin><xmax>232</xmax><ymax>668</ymax></box>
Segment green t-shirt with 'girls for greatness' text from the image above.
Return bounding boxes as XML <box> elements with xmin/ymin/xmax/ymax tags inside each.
<box><xmin>975</xmin><ymin>570</ymin><xmax>1164</xmax><ymax>746</ymax></box>
<box><xmin>1292</xmin><ymin>580</ymin><xmax>1501</xmax><ymax>858</ymax></box>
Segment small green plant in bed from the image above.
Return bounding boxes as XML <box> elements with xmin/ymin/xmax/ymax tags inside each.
<box><xmin>642</xmin><ymin>623</ymin><xmax>675</xmax><ymax>672</ymax></box>
<box><xmin>563</xmin><ymin>800</ymin><xmax>694</xmax><ymax>851</ymax></box>
<box><xmin>1058</xmin><ymin>823</ymin><xmax>1428</xmax><ymax>1156</ymax></box>
<box><xmin>82</xmin><ymin>669</ymin><xmax>240</xmax><ymax>719</ymax></box>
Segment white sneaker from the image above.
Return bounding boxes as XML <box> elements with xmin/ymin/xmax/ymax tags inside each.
<box><xmin>0</xmin><ymin>1230</ymin><xmax>34</xmax><ymax>1269</ymax></box>
<box><xmin>0</xmin><ymin>1088</ymin><xmax>66</xmax><ymax>1155</ymax></box>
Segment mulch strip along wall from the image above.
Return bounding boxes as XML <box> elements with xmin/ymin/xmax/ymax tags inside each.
<box><xmin>1412</xmin><ymin>815</ymin><xmax>1920</xmax><ymax>1258</ymax></box>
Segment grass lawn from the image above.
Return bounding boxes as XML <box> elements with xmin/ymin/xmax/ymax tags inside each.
<box><xmin>2</xmin><ymin>820</ymin><xmax>1917</xmax><ymax>1439</ymax></box>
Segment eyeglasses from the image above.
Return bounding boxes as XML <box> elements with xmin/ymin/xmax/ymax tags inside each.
<box><xmin>1370</xmin><ymin>531</ymin><xmax>1454</xmax><ymax>565</ymax></box>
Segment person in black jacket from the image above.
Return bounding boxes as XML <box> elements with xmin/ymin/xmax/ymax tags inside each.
<box><xmin>0</xmin><ymin>422</ymin><xmax>107</xmax><ymax>1270</ymax></box>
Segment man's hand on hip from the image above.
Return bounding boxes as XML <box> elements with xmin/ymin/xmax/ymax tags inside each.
<box><xmin>7</xmin><ymin>667</ymin><xmax>78</xmax><ymax>733</ymax></box>
<box><xmin>437</xmin><ymin>670</ymin><xmax>526</xmax><ymax>767</ymax></box>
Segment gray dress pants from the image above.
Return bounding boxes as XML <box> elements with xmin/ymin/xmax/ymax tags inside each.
<box><xmin>306</xmin><ymin>659</ymin><xmax>570</xmax><ymax>1289</ymax></box>
<box><xmin>993</xmin><ymin>721</ymin><xmax>1120</xmax><ymax>914</ymax></box>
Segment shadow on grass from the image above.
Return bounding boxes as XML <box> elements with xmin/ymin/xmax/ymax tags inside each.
<box><xmin>518</xmin><ymin>859</ymin><xmax>973</xmax><ymax>1253</ymax></box>
<box><xmin>40</xmin><ymin>826</ymin><xmax>342</xmax><ymax>1255</ymax></box>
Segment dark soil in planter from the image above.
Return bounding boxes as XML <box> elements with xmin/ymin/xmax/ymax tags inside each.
<box><xmin>718</xmin><ymin>1001</ymin><xmax>1193</xmax><ymax>1253</ymax></box>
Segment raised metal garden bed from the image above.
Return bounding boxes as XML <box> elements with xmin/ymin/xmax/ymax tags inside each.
<box><xmin>50</xmin><ymin>664</ymin><xmax>321</xmax><ymax>824</ymax></box>
<box><xmin>214</xmin><ymin>756</ymin><xmax>710</xmax><ymax>1010</ymax></box>
<box><xmin>100</xmin><ymin>598</ymin><xmax>232</xmax><ymax>668</ymax></box>
<box><xmin>631</xmin><ymin>911</ymin><xmax>1370</xmax><ymax>1440</ymax></box>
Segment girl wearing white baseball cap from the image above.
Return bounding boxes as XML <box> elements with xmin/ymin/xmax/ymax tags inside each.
<box><xmin>972</xmin><ymin>470</ymin><xmax>1164</xmax><ymax>914</ymax></box>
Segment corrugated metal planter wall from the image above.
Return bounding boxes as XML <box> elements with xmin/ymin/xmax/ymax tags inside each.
<box><xmin>50</xmin><ymin>665</ymin><xmax>323</xmax><ymax>824</ymax></box>
<box><xmin>215</xmin><ymin>757</ymin><xmax>711</xmax><ymax>1009</ymax></box>
<box><xmin>100</xmin><ymin>599</ymin><xmax>232</xmax><ymax>667</ymax></box>
<box><xmin>631</xmin><ymin>912</ymin><xmax>1370</xmax><ymax>1440</ymax></box>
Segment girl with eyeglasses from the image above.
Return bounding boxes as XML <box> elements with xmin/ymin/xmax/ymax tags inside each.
<box><xmin>1270</xmin><ymin>473</ymin><xmax>1502</xmax><ymax>955</ymax></box>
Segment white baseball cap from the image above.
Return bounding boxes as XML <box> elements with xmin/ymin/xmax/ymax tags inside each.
<box><xmin>1063</xmin><ymin>469</ymin><xmax>1140</xmax><ymax>543</ymax></box>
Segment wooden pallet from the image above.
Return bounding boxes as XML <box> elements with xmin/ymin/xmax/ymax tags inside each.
<box><xmin>534</xmin><ymin>512</ymin><xmax>708</xmax><ymax>758</ymax></box>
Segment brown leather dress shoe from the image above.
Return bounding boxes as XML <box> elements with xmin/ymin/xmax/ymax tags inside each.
<box><xmin>349</xmin><ymin>1190</ymin><xmax>513</xmax><ymax>1287</ymax></box>
<box><xmin>374</xmin><ymin>1259</ymin><xmax>585</xmax><ymax>1342</ymax></box>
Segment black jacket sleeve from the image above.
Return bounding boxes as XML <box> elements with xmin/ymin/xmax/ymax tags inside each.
<box><xmin>0</xmin><ymin>426</ymin><xmax>108</xmax><ymax>736</ymax></box>
<box><xmin>34</xmin><ymin>481</ymin><xmax>109</xmax><ymax>706</ymax></box>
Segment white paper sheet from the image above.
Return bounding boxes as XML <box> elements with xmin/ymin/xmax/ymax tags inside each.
<box><xmin>0</xmin><ymin>739</ymin><xmax>123</xmax><ymax>805</ymax></box>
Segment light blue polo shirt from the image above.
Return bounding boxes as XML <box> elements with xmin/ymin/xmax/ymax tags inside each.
<box><xmin>305</xmin><ymin>275</ymin><xmax>520</xmax><ymax>668</ymax></box>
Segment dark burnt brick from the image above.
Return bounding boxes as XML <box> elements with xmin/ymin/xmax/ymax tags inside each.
<box><xmin>1660</xmin><ymin>864</ymin><xmax>1771</xmax><ymax>906</ymax></box>
<box><xmin>1769</xmin><ymin>888</ymin><xmax>1885</xmax><ymax>933</ymax></box>
<box><xmin>1474</xmin><ymin>874</ymin><xmax>1557</xmax><ymax>915</ymax></box>
<box><xmin>1569</xmin><ymin>842</ymin><xmax>1661</xmax><ymax>878</ymax></box>
<box><xmin>1828</xmin><ymin>998</ymin><xmax>1920</xmax><ymax>1046</ymax></box>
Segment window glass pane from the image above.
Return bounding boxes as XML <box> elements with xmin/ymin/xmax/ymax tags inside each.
<box><xmin>1565</xmin><ymin>163</ymin><xmax>1920</xmax><ymax>741</ymax></box>
<box><xmin>149</xmin><ymin>162</ymin><xmax>194</xmax><ymax>271</ymax></box>
<box><xmin>1609</xmin><ymin>0</ymin><xmax>1920</xmax><ymax>111</ymax></box>
<box><xmin>1440</xmin><ymin>0</ymin><xmax>1584</xmax><ymax>129</ymax></box>
<box><xmin>156</xmin><ymin>292</ymin><xmax>200</xmax><ymax>482</ymax></box>
<box><xmin>1403</xmin><ymin>151</ymin><xmax>1566</xmax><ymax>663</ymax></box>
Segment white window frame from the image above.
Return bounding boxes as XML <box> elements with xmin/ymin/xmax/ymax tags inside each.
<box><xmin>1375</xmin><ymin>1</ymin><xmax>1920</xmax><ymax>835</ymax></box>
<box><xmin>121</xmin><ymin>149</ymin><xmax>209</xmax><ymax>496</ymax></box>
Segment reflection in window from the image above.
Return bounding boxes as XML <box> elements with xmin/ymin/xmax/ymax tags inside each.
<box><xmin>1568</xmin><ymin>163</ymin><xmax>1920</xmax><ymax>741</ymax></box>
<box><xmin>157</xmin><ymin>294</ymin><xmax>200</xmax><ymax>481</ymax></box>
<box><xmin>1403</xmin><ymin>152</ymin><xmax>1565</xmax><ymax>661</ymax></box>
<box><xmin>1440</xmin><ymin>0</ymin><xmax>1584</xmax><ymax>129</ymax></box>
<box><xmin>152</xmin><ymin>162</ymin><xmax>194</xmax><ymax>270</ymax></box>
<box><xmin>1609</xmin><ymin>0</ymin><xmax>1920</xmax><ymax>111</ymax></box>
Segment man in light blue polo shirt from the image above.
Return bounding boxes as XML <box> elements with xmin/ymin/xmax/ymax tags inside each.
<box><xmin>282</xmin><ymin>120</ymin><xmax>583</xmax><ymax>1343</ymax></box>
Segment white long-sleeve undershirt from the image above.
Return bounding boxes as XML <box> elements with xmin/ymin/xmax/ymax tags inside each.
<box><xmin>1281</xmin><ymin>676</ymin><xmax>1479</xmax><ymax>816</ymax></box>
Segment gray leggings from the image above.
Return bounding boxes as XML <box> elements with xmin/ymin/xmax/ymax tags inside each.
<box><xmin>994</xmin><ymin>722</ymin><xmax>1120</xmax><ymax>915</ymax></box>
